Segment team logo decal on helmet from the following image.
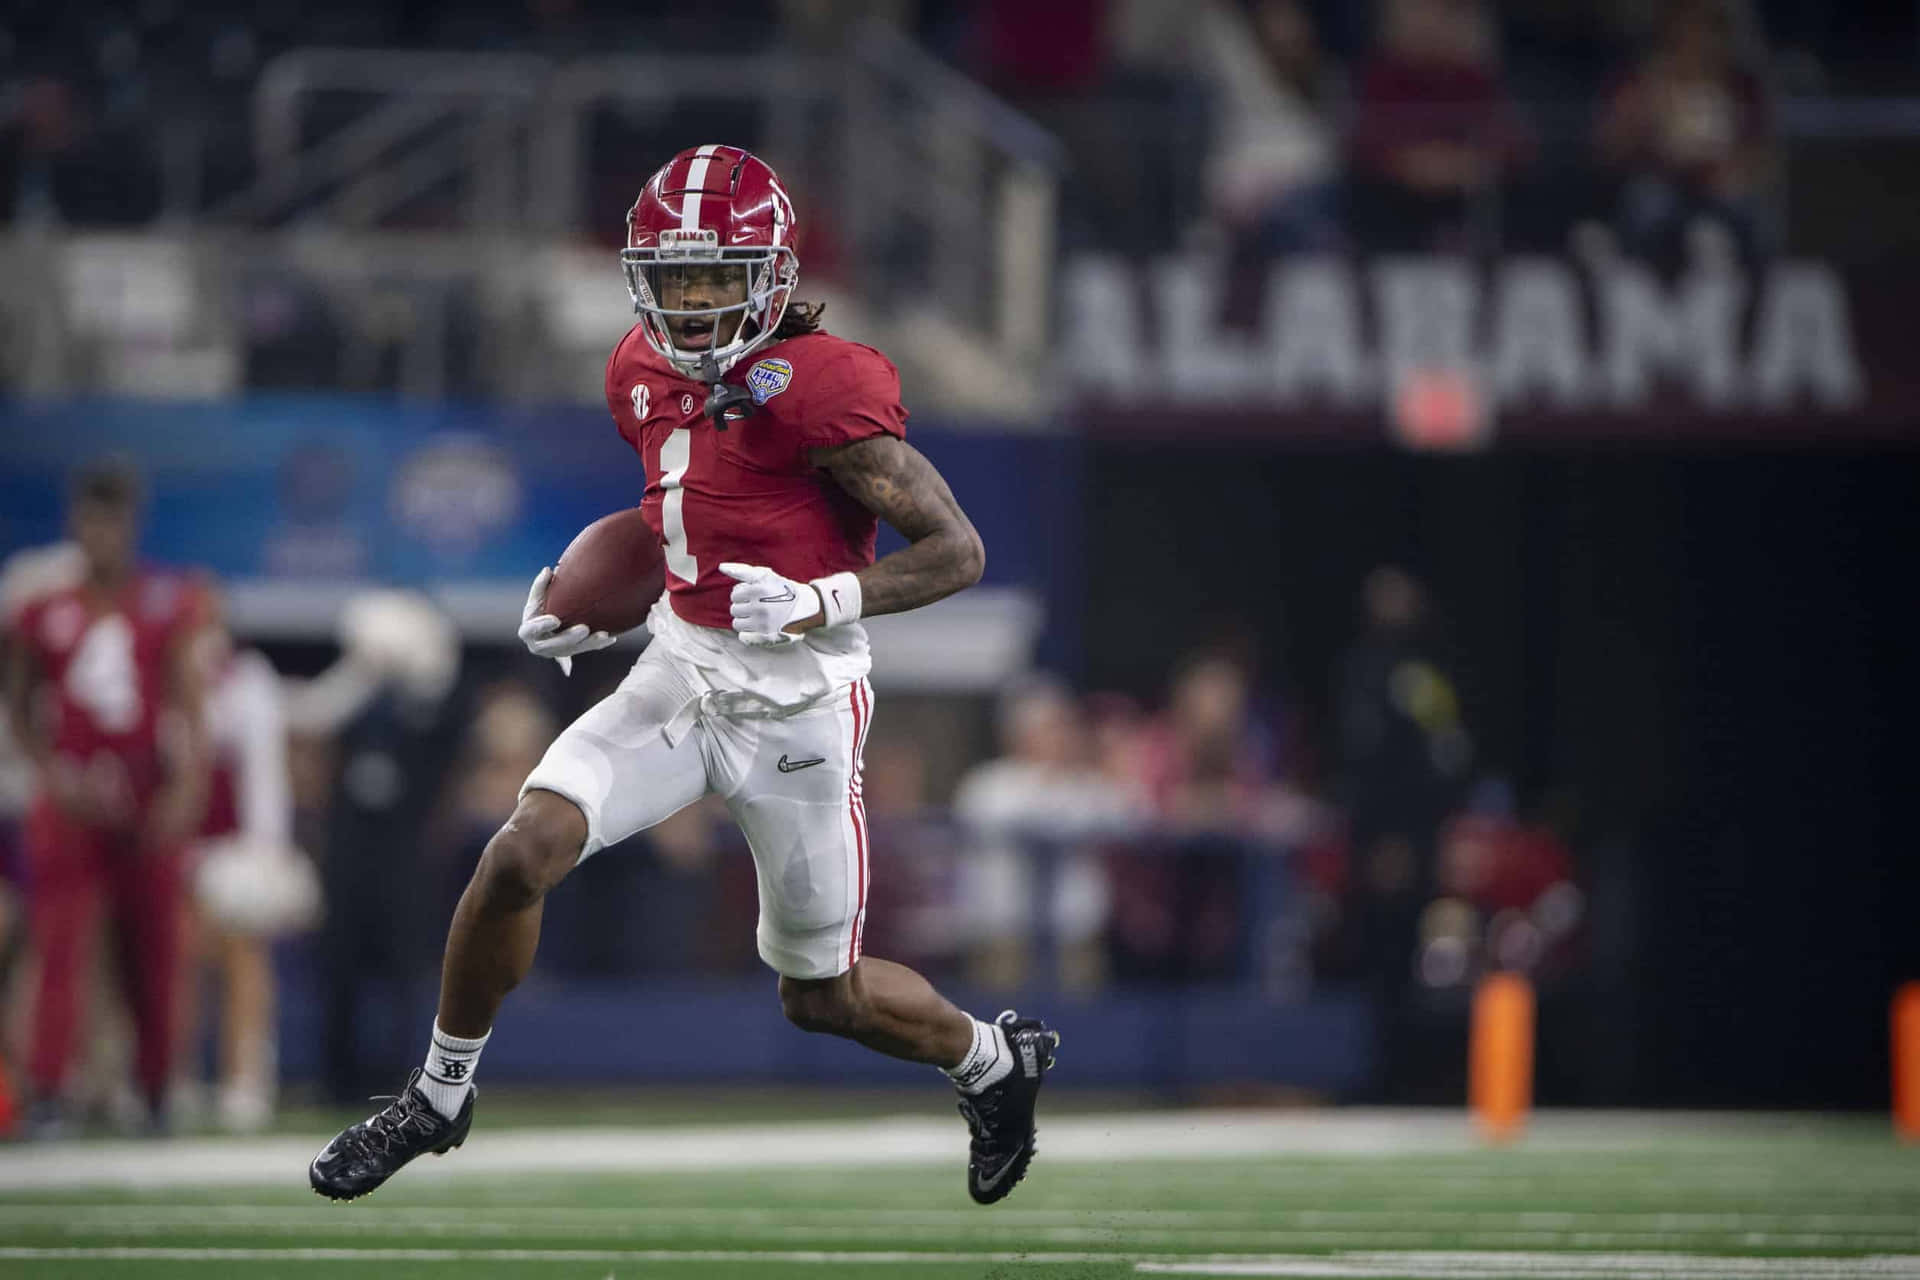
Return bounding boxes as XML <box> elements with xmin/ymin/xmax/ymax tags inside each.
<box><xmin>622</xmin><ymin>145</ymin><xmax>799</xmax><ymax>380</ymax></box>
<box><xmin>746</xmin><ymin>358</ymin><xmax>793</xmax><ymax>406</ymax></box>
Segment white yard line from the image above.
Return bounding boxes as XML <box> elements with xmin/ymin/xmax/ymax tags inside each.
<box><xmin>0</xmin><ymin>1246</ymin><xmax>1142</xmax><ymax>1264</ymax></box>
<box><xmin>4</xmin><ymin>1204</ymin><xmax>1917</xmax><ymax>1231</ymax></box>
<box><xmin>0</xmin><ymin>1248</ymin><xmax>1917</xmax><ymax>1276</ymax></box>
<box><xmin>2</xmin><ymin>1206</ymin><xmax>1918</xmax><ymax>1249</ymax></box>
<box><xmin>1135</xmin><ymin>1255</ymin><xmax>1920</xmax><ymax>1278</ymax></box>
<box><xmin>0</xmin><ymin>1111</ymin><xmax>1352</xmax><ymax>1193</ymax></box>
<box><xmin>8</xmin><ymin>1223</ymin><xmax>1919</xmax><ymax>1249</ymax></box>
<box><xmin>0</xmin><ymin>1109</ymin><xmax>1883</xmax><ymax>1193</ymax></box>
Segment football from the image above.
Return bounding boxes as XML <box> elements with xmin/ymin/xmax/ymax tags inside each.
<box><xmin>543</xmin><ymin>507</ymin><xmax>667</xmax><ymax>636</ymax></box>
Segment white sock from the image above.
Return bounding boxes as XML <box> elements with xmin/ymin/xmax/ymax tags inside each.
<box><xmin>417</xmin><ymin>1023</ymin><xmax>489</xmax><ymax>1121</ymax></box>
<box><xmin>944</xmin><ymin>1017</ymin><xmax>1014</xmax><ymax>1095</ymax></box>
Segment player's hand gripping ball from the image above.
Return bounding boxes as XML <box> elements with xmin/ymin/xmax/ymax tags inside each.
<box><xmin>521</xmin><ymin>508</ymin><xmax>666</xmax><ymax>674</ymax></box>
<box><xmin>518</xmin><ymin>568</ymin><xmax>615</xmax><ymax>675</ymax></box>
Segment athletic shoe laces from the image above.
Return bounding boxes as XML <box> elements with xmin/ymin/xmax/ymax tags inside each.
<box><xmin>957</xmin><ymin>1087</ymin><xmax>1014</xmax><ymax>1158</ymax></box>
<box><xmin>355</xmin><ymin>1091</ymin><xmax>444</xmax><ymax>1157</ymax></box>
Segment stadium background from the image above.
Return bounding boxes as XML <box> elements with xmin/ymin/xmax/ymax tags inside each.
<box><xmin>0</xmin><ymin>3</ymin><xmax>1917</xmax><ymax>1269</ymax></box>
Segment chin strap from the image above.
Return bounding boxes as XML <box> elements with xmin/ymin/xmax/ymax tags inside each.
<box><xmin>696</xmin><ymin>355</ymin><xmax>757</xmax><ymax>432</ymax></box>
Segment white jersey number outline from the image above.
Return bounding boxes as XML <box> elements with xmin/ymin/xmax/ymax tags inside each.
<box><xmin>659</xmin><ymin>427</ymin><xmax>699</xmax><ymax>583</ymax></box>
<box><xmin>65</xmin><ymin>614</ymin><xmax>141</xmax><ymax>734</ymax></box>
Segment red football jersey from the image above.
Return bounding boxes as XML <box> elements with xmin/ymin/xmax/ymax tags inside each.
<box><xmin>16</xmin><ymin>570</ymin><xmax>208</xmax><ymax>805</ymax></box>
<box><xmin>603</xmin><ymin>329</ymin><xmax>909</xmax><ymax>630</ymax></box>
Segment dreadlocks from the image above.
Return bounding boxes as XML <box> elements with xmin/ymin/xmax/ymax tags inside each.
<box><xmin>772</xmin><ymin>300</ymin><xmax>826</xmax><ymax>340</ymax></box>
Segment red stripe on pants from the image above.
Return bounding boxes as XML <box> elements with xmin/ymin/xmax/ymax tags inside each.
<box><xmin>847</xmin><ymin>683</ymin><xmax>868</xmax><ymax>967</ymax></box>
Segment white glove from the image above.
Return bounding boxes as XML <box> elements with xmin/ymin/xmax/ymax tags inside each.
<box><xmin>719</xmin><ymin>562</ymin><xmax>820</xmax><ymax>647</ymax></box>
<box><xmin>517</xmin><ymin>566</ymin><xmax>617</xmax><ymax>675</ymax></box>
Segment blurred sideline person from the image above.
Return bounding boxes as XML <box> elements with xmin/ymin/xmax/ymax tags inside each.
<box><xmin>284</xmin><ymin>590</ymin><xmax>462</xmax><ymax>1105</ymax></box>
<box><xmin>5</xmin><ymin>460</ymin><xmax>212</xmax><ymax>1136</ymax></box>
<box><xmin>952</xmin><ymin>676</ymin><xmax>1140</xmax><ymax>991</ymax></box>
<box><xmin>310</xmin><ymin>145</ymin><xmax>1058</xmax><ymax>1208</ymax></box>
<box><xmin>1335</xmin><ymin>566</ymin><xmax>1471</xmax><ymax>986</ymax></box>
<box><xmin>0</xmin><ymin>542</ymin><xmax>84</xmax><ymax>1091</ymax></box>
<box><xmin>1109</xmin><ymin>649</ymin><xmax>1274</xmax><ymax>982</ymax></box>
<box><xmin>174</xmin><ymin>602</ymin><xmax>317</xmax><ymax>1132</ymax></box>
<box><xmin>1335</xmin><ymin>566</ymin><xmax>1471</xmax><ymax>1097</ymax></box>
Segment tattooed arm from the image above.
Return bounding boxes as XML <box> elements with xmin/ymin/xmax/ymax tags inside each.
<box><xmin>796</xmin><ymin>434</ymin><xmax>985</xmax><ymax>629</ymax></box>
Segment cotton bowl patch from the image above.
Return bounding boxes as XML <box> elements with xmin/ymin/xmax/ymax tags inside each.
<box><xmin>746</xmin><ymin>358</ymin><xmax>793</xmax><ymax>405</ymax></box>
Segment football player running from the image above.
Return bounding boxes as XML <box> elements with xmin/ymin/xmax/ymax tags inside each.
<box><xmin>311</xmin><ymin>145</ymin><xmax>1058</xmax><ymax>1205</ymax></box>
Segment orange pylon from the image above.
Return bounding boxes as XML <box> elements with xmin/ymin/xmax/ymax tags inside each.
<box><xmin>1894</xmin><ymin>982</ymin><xmax>1920</xmax><ymax>1142</ymax></box>
<box><xmin>1469</xmin><ymin>971</ymin><xmax>1535</xmax><ymax>1143</ymax></box>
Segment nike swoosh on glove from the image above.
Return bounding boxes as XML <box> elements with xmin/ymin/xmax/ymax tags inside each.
<box><xmin>517</xmin><ymin>566</ymin><xmax>617</xmax><ymax>675</ymax></box>
<box><xmin>718</xmin><ymin>562</ymin><xmax>820</xmax><ymax>647</ymax></box>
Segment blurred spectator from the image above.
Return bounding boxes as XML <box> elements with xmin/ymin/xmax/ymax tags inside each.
<box><xmin>971</xmin><ymin>0</ymin><xmax>1110</xmax><ymax>99</ymax></box>
<box><xmin>5</xmin><ymin>460</ymin><xmax>213</xmax><ymax>1136</ymax></box>
<box><xmin>847</xmin><ymin>728</ymin><xmax>955</xmax><ymax>975</ymax></box>
<box><xmin>512</xmin><ymin>662</ymin><xmax>740</xmax><ymax>980</ymax></box>
<box><xmin>437</xmin><ymin>679</ymin><xmax>557</xmax><ymax>918</ymax></box>
<box><xmin>951</xmin><ymin>676</ymin><xmax>1141</xmax><ymax>991</ymax></box>
<box><xmin>1085</xmin><ymin>691</ymin><xmax>1149</xmax><ymax>786</ymax></box>
<box><xmin>1416</xmin><ymin>778</ymin><xmax>1582</xmax><ymax>988</ymax></box>
<box><xmin>1333</xmin><ymin>566</ymin><xmax>1471</xmax><ymax>1089</ymax></box>
<box><xmin>1107</xmin><ymin>648</ymin><xmax>1276</xmax><ymax>982</ymax></box>
<box><xmin>1349</xmin><ymin>0</ymin><xmax>1530</xmax><ymax>252</ymax></box>
<box><xmin>1335</xmin><ymin>566</ymin><xmax>1470</xmax><ymax>911</ymax></box>
<box><xmin>0</xmin><ymin>542</ymin><xmax>85</xmax><ymax>1105</ymax></box>
<box><xmin>1</xmin><ymin>77</ymin><xmax>79</xmax><ymax>226</ymax></box>
<box><xmin>1198</xmin><ymin>0</ymin><xmax>1343</xmax><ymax>257</ymax></box>
<box><xmin>286</xmin><ymin>590</ymin><xmax>464</xmax><ymax>1104</ymax></box>
<box><xmin>176</xmin><ymin>606</ymin><xmax>316</xmax><ymax>1133</ymax></box>
<box><xmin>625</xmin><ymin>799</ymin><xmax>733</xmax><ymax>974</ymax></box>
<box><xmin>1596</xmin><ymin>0</ymin><xmax>1775</xmax><ymax>268</ymax></box>
<box><xmin>951</xmin><ymin>0</ymin><xmax>1213</xmax><ymax>255</ymax></box>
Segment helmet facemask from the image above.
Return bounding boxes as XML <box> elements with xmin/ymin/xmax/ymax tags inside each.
<box><xmin>622</xmin><ymin>229</ymin><xmax>797</xmax><ymax>380</ymax></box>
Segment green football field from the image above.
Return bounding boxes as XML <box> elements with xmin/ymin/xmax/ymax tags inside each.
<box><xmin>1</xmin><ymin>1105</ymin><xmax>1916</xmax><ymax>1278</ymax></box>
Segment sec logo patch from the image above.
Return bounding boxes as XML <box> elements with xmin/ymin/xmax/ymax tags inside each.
<box><xmin>630</xmin><ymin>382</ymin><xmax>650</xmax><ymax>419</ymax></box>
<box><xmin>746</xmin><ymin>357</ymin><xmax>793</xmax><ymax>406</ymax></box>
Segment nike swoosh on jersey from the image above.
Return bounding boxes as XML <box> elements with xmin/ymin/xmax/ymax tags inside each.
<box><xmin>776</xmin><ymin>754</ymin><xmax>826</xmax><ymax>773</ymax></box>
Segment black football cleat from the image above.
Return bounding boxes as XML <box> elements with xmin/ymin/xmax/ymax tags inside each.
<box><xmin>308</xmin><ymin>1070</ymin><xmax>472</xmax><ymax>1201</ymax></box>
<box><xmin>957</xmin><ymin>1009</ymin><xmax>1059</xmax><ymax>1205</ymax></box>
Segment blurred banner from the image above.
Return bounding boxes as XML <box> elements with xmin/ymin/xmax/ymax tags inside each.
<box><xmin>1062</xmin><ymin>251</ymin><xmax>1909</xmax><ymax>444</ymax></box>
<box><xmin>0</xmin><ymin>399</ymin><xmax>1082</xmax><ymax>683</ymax></box>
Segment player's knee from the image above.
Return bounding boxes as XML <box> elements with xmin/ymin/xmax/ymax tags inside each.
<box><xmin>778</xmin><ymin>976</ymin><xmax>864</xmax><ymax>1038</ymax></box>
<box><xmin>475</xmin><ymin>792</ymin><xmax>586</xmax><ymax>909</ymax></box>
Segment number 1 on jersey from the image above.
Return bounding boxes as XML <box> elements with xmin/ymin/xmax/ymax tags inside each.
<box><xmin>659</xmin><ymin>427</ymin><xmax>699</xmax><ymax>583</ymax></box>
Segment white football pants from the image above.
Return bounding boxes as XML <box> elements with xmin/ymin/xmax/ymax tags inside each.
<box><xmin>522</xmin><ymin>642</ymin><xmax>872</xmax><ymax>980</ymax></box>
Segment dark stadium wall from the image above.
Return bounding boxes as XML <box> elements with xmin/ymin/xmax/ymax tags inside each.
<box><xmin>1080</xmin><ymin>442</ymin><xmax>1920</xmax><ymax>1109</ymax></box>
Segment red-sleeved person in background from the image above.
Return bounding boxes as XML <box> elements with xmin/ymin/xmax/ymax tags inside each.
<box><xmin>5</xmin><ymin>459</ymin><xmax>212</xmax><ymax>1137</ymax></box>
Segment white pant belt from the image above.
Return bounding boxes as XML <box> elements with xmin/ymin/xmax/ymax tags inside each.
<box><xmin>661</xmin><ymin>686</ymin><xmax>841</xmax><ymax>749</ymax></box>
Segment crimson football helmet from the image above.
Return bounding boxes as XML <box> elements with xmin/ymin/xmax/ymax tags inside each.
<box><xmin>622</xmin><ymin>144</ymin><xmax>799</xmax><ymax>378</ymax></box>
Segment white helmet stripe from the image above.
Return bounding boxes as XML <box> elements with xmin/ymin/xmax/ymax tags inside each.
<box><xmin>681</xmin><ymin>143</ymin><xmax>721</xmax><ymax>232</ymax></box>
<box><xmin>768</xmin><ymin>175</ymin><xmax>790</xmax><ymax>246</ymax></box>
